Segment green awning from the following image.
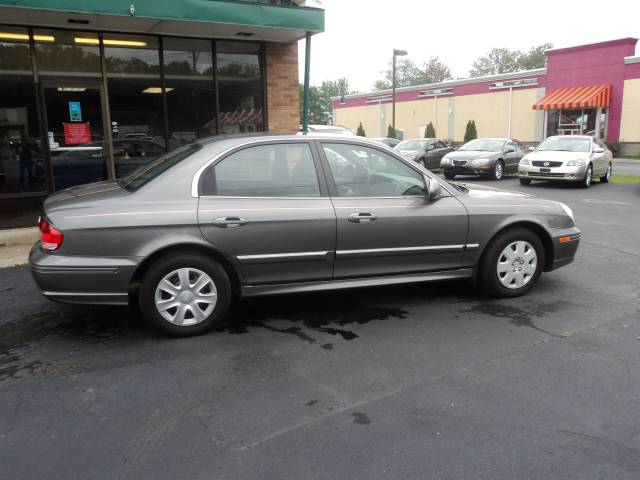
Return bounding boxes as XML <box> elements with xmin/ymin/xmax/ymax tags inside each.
<box><xmin>0</xmin><ymin>0</ymin><xmax>324</xmax><ymax>41</ymax></box>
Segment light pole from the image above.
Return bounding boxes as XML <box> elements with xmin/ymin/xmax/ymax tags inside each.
<box><xmin>392</xmin><ymin>48</ymin><xmax>407</xmax><ymax>137</ymax></box>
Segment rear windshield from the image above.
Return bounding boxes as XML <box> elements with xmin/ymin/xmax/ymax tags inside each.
<box><xmin>118</xmin><ymin>143</ymin><xmax>202</xmax><ymax>191</ymax></box>
<box><xmin>397</xmin><ymin>140</ymin><xmax>427</xmax><ymax>150</ymax></box>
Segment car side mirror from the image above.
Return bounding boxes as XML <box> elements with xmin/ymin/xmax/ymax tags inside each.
<box><xmin>424</xmin><ymin>175</ymin><xmax>441</xmax><ymax>199</ymax></box>
<box><xmin>593</xmin><ymin>147</ymin><xmax>604</xmax><ymax>153</ymax></box>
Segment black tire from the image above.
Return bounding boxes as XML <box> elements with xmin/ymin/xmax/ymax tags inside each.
<box><xmin>444</xmin><ymin>171</ymin><xmax>456</xmax><ymax>180</ymax></box>
<box><xmin>580</xmin><ymin>164</ymin><xmax>593</xmax><ymax>188</ymax></box>
<box><xmin>491</xmin><ymin>160</ymin><xmax>504</xmax><ymax>180</ymax></box>
<box><xmin>519</xmin><ymin>178</ymin><xmax>531</xmax><ymax>186</ymax></box>
<box><xmin>139</xmin><ymin>252</ymin><xmax>232</xmax><ymax>337</ymax></box>
<box><xmin>600</xmin><ymin>163</ymin><xmax>611</xmax><ymax>183</ymax></box>
<box><xmin>479</xmin><ymin>228</ymin><xmax>545</xmax><ymax>298</ymax></box>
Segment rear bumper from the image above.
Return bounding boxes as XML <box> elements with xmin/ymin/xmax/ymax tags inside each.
<box><xmin>29</xmin><ymin>243</ymin><xmax>140</xmax><ymax>305</ymax></box>
<box><xmin>547</xmin><ymin>226</ymin><xmax>581</xmax><ymax>271</ymax></box>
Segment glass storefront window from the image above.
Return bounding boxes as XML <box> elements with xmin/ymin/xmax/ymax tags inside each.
<box><xmin>104</xmin><ymin>35</ymin><xmax>166</xmax><ymax>177</ymax></box>
<box><xmin>216</xmin><ymin>41</ymin><xmax>264</xmax><ymax>134</ymax></box>
<box><xmin>163</xmin><ymin>38</ymin><xmax>215</xmax><ymax>148</ymax></box>
<box><xmin>34</xmin><ymin>29</ymin><xmax>101</xmax><ymax>77</ymax></box>
<box><xmin>546</xmin><ymin>108</ymin><xmax>599</xmax><ymax>137</ymax></box>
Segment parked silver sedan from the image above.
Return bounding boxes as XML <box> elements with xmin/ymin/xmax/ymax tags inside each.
<box><xmin>519</xmin><ymin>135</ymin><xmax>612</xmax><ymax>187</ymax></box>
<box><xmin>30</xmin><ymin>134</ymin><xmax>581</xmax><ymax>336</ymax></box>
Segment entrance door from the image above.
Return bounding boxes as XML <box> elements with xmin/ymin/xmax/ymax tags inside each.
<box><xmin>43</xmin><ymin>84</ymin><xmax>109</xmax><ymax>190</ymax></box>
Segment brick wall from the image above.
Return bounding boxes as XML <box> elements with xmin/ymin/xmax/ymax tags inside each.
<box><xmin>265</xmin><ymin>42</ymin><xmax>300</xmax><ymax>132</ymax></box>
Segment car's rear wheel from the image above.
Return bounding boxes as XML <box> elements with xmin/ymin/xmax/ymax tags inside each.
<box><xmin>581</xmin><ymin>164</ymin><xmax>593</xmax><ymax>188</ymax></box>
<box><xmin>480</xmin><ymin>228</ymin><xmax>545</xmax><ymax>298</ymax></box>
<box><xmin>139</xmin><ymin>253</ymin><xmax>231</xmax><ymax>336</ymax></box>
<box><xmin>444</xmin><ymin>171</ymin><xmax>455</xmax><ymax>180</ymax></box>
<box><xmin>600</xmin><ymin>164</ymin><xmax>611</xmax><ymax>183</ymax></box>
<box><xmin>491</xmin><ymin>160</ymin><xmax>504</xmax><ymax>180</ymax></box>
<box><xmin>519</xmin><ymin>178</ymin><xmax>531</xmax><ymax>186</ymax></box>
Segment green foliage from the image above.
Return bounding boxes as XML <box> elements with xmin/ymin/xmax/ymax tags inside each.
<box><xmin>299</xmin><ymin>78</ymin><xmax>350</xmax><ymax>126</ymax></box>
<box><xmin>469</xmin><ymin>43</ymin><xmax>552</xmax><ymax>77</ymax></box>
<box><xmin>387</xmin><ymin>124</ymin><xmax>396</xmax><ymax>139</ymax></box>
<box><xmin>356</xmin><ymin>122</ymin><xmax>366</xmax><ymax>137</ymax></box>
<box><xmin>425</xmin><ymin>122</ymin><xmax>436</xmax><ymax>138</ymax></box>
<box><xmin>464</xmin><ymin>120</ymin><xmax>478</xmax><ymax>142</ymax></box>
<box><xmin>375</xmin><ymin>56</ymin><xmax>452</xmax><ymax>90</ymax></box>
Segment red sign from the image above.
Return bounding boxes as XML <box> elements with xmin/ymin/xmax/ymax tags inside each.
<box><xmin>63</xmin><ymin>122</ymin><xmax>91</xmax><ymax>145</ymax></box>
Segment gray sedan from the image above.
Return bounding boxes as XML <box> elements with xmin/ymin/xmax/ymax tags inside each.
<box><xmin>441</xmin><ymin>138</ymin><xmax>530</xmax><ymax>180</ymax></box>
<box><xmin>30</xmin><ymin>134</ymin><xmax>580</xmax><ymax>336</ymax></box>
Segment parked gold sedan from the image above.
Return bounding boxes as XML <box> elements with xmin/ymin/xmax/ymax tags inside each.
<box><xmin>518</xmin><ymin>135</ymin><xmax>612</xmax><ymax>188</ymax></box>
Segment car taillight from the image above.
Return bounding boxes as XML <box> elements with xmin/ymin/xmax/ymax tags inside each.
<box><xmin>39</xmin><ymin>217</ymin><xmax>64</xmax><ymax>252</ymax></box>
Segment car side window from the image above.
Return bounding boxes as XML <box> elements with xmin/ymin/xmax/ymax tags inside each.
<box><xmin>322</xmin><ymin>143</ymin><xmax>426</xmax><ymax>197</ymax></box>
<box><xmin>435</xmin><ymin>140</ymin><xmax>446</xmax><ymax>149</ymax></box>
<box><xmin>505</xmin><ymin>141</ymin><xmax>516</xmax><ymax>152</ymax></box>
<box><xmin>202</xmin><ymin>143</ymin><xmax>320</xmax><ymax>197</ymax></box>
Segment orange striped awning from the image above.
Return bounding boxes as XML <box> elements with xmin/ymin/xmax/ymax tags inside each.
<box><xmin>532</xmin><ymin>84</ymin><xmax>611</xmax><ymax>110</ymax></box>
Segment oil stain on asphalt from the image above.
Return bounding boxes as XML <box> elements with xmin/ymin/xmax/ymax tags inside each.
<box><xmin>352</xmin><ymin>412</ymin><xmax>371</xmax><ymax>425</ymax></box>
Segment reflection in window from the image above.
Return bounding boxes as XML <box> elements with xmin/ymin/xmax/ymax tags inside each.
<box><xmin>104</xmin><ymin>35</ymin><xmax>166</xmax><ymax>177</ymax></box>
<box><xmin>34</xmin><ymin>29</ymin><xmax>101</xmax><ymax>77</ymax></box>
<box><xmin>163</xmin><ymin>38</ymin><xmax>215</xmax><ymax>148</ymax></box>
<box><xmin>203</xmin><ymin>144</ymin><xmax>319</xmax><ymax>197</ymax></box>
<box><xmin>216</xmin><ymin>42</ymin><xmax>264</xmax><ymax>134</ymax></box>
<box><xmin>0</xmin><ymin>27</ymin><xmax>46</xmax><ymax>197</ymax></box>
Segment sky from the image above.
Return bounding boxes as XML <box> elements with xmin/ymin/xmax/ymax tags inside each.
<box><xmin>298</xmin><ymin>0</ymin><xmax>640</xmax><ymax>93</ymax></box>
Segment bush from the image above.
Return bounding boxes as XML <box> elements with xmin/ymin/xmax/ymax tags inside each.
<box><xmin>464</xmin><ymin>120</ymin><xmax>477</xmax><ymax>143</ymax></box>
<box><xmin>425</xmin><ymin>121</ymin><xmax>436</xmax><ymax>138</ymax></box>
<box><xmin>387</xmin><ymin>124</ymin><xmax>396</xmax><ymax>139</ymax></box>
<box><xmin>356</xmin><ymin>122</ymin><xmax>366</xmax><ymax>137</ymax></box>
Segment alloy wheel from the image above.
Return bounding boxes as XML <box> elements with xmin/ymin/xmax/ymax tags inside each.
<box><xmin>496</xmin><ymin>241</ymin><xmax>537</xmax><ymax>289</ymax></box>
<box><xmin>494</xmin><ymin>162</ymin><xmax>503</xmax><ymax>180</ymax></box>
<box><xmin>154</xmin><ymin>268</ymin><xmax>217</xmax><ymax>326</ymax></box>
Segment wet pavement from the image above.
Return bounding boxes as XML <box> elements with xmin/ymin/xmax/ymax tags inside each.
<box><xmin>1</xmin><ymin>178</ymin><xmax>639</xmax><ymax>479</ymax></box>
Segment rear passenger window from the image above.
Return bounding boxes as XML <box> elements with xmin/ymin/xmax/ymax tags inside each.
<box><xmin>202</xmin><ymin>143</ymin><xmax>320</xmax><ymax>197</ymax></box>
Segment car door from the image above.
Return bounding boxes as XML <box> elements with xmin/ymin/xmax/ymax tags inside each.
<box><xmin>319</xmin><ymin>141</ymin><xmax>469</xmax><ymax>279</ymax></box>
<box><xmin>503</xmin><ymin>140</ymin><xmax>521</xmax><ymax>172</ymax></box>
<box><xmin>197</xmin><ymin>141</ymin><xmax>336</xmax><ymax>285</ymax></box>
<box><xmin>425</xmin><ymin>140</ymin><xmax>448</xmax><ymax>169</ymax></box>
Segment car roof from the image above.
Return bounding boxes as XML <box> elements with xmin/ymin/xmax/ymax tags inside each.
<box><xmin>196</xmin><ymin>132</ymin><xmax>391</xmax><ymax>149</ymax></box>
<box><xmin>546</xmin><ymin>135</ymin><xmax>594</xmax><ymax>139</ymax></box>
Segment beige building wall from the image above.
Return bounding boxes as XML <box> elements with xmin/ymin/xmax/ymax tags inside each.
<box><xmin>454</xmin><ymin>91</ymin><xmax>509</xmax><ymax>141</ymax></box>
<box><xmin>334</xmin><ymin>104</ymin><xmax>384</xmax><ymax>136</ymax></box>
<box><xmin>510</xmin><ymin>88</ymin><xmax>540</xmax><ymax>142</ymax></box>
<box><xmin>619</xmin><ymin>79</ymin><xmax>640</xmax><ymax>142</ymax></box>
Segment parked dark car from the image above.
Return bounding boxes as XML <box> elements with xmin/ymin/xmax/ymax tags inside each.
<box><xmin>441</xmin><ymin>137</ymin><xmax>530</xmax><ymax>180</ymax></box>
<box><xmin>372</xmin><ymin>137</ymin><xmax>401</xmax><ymax>148</ymax></box>
<box><xmin>395</xmin><ymin>138</ymin><xmax>454</xmax><ymax>169</ymax></box>
<box><xmin>31</xmin><ymin>134</ymin><xmax>580</xmax><ymax>337</ymax></box>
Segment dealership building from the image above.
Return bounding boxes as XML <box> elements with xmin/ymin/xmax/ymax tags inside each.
<box><xmin>0</xmin><ymin>0</ymin><xmax>323</xmax><ymax>228</ymax></box>
<box><xmin>334</xmin><ymin>38</ymin><xmax>640</xmax><ymax>151</ymax></box>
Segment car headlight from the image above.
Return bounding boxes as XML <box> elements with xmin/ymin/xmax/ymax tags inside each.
<box><xmin>471</xmin><ymin>158</ymin><xmax>491</xmax><ymax>166</ymax></box>
<box><xmin>441</xmin><ymin>157</ymin><xmax>451</xmax><ymax>165</ymax></box>
<box><xmin>566</xmin><ymin>159</ymin><xmax>586</xmax><ymax>166</ymax></box>
<box><xmin>520</xmin><ymin>158</ymin><xmax>530</xmax><ymax>165</ymax></box>
<box><xmin>559</xmin><ymin>202</ymin><xmax>574</xmax><ymax>221</ymax></box>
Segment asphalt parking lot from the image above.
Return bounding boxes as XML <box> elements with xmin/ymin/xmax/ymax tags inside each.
<box><xmin>1</xmin><ymin>176</ymin><xmax>639</xmax><ymax>479</ymax></box>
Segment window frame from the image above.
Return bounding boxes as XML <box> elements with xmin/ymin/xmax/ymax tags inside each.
<box><xmin>197</xmin><ymin>139</ymin><xmax>330</xmax><ymax>198</ymax></box>
<box><xmin>316</xmin><ymin>139</ymin><xmax>451</xmax><ymax>199</ymax></box>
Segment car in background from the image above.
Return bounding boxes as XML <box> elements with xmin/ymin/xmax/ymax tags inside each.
<box><xmin>371</xmin><ymin>137</ymin><xmax>401</xmax><ymax>148</ymax></box>
<box><xmin>31</xmin><ymin>134</ymin><xmax>580</xmax><ymax>337</ymax></box>
<box><xmin>301</xmin><ymin>124</ymin><xmax>355</xmax><ymax>135</ymax></box>
<box><xmin>441</xmin><ymin>138</ymin><xmax>530</xmax><ymax>180</ymax></box>
<box><xmin>395</xmin><ymin>138</ymin><xmax>454</xmax><ymax>169</ymax></box>
<box><xmin>518</xmin><ymin>135</ymin><xmax>612</xmax><ymax>188</ymax></box>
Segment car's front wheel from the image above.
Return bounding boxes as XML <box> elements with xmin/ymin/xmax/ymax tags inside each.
<box><xmin>600</xmin><ymin>164</ymin><xmax>611</xmax><ymax>183</ymax></box>
<box><xmin>519</xmin><ymin>178</ymin><xmax>531</xmax><ymax>186</ymax></box>
<box><xmin>581</xmin><ymin>164</ymin><xmax>593</xmax><ymax>188</ymax></box>
<box><xmin>491</xmin><ymin>160</ymin><xmax>504</xmax><ymax>180</ymax></box>
<box><xmin>480</xmin><ymin>228</ymin><xmax>545</xmax><ymax>298</ymax></box>
<box><xmin>139</xmin><ymin>253</ymin><xmax>231</xmax><ymax>336</ymax></box>
<box><xmin>444</xmin><ymin>171</ymin><xmax>455</xmax><ymax>180</ymax></box>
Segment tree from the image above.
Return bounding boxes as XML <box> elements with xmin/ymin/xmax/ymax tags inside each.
<box><xmin>469</xmin><ymin>43</ymin><xmax>552</xmax><ymax>77</ymax></box>
<box><xmin>356</xmin><ymin>122</ymin><xmax>366</xmax><ymax>137</ymax></box>
<box><xmin>299</xmin><ymin>78</ymin><xmax>351</xmax><ymax>126</ymax></box>
<box><xmin>375</xmin><ymin>56</ymin><xmax>452</xmax><ymax>90</ymax></box>
<box><xmin>464</xmin><ymin>120</ymin><xmax>477</xmax><ymax>142</ymax></box>
<box><xmin>387</xmin><ymin>124</ymin><xmax>396</xmax><ymax>139</ymax></box>
<box><xmin>425</xmin><ymin>122</ymin><xmax>436</xmax><ymax>138</ymax></box>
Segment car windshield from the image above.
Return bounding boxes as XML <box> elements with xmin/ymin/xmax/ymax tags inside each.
<box><xmin>537</xmin><ymin>137</ymin><xmax>591</xmax><ymax>152</ymax></box>
<box><xmin>397</xmin><ymin>140</ymin><xmax>427</xmax><ymax>150</ymax></box>
<box><xmin>459</xmin><ymin>139</ymin><xmax>505</xmax><ymax>152</ymax></box>
<box><xmin>118</xmin><ymin>143</ymin><xmax>201</xmax><ymax>191</ymax></box>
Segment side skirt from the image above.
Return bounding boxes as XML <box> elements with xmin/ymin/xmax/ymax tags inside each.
<box><xmin>241</xmin><ymin>268</ymin><xmax>475</xmax><ymax>297</ymax></box>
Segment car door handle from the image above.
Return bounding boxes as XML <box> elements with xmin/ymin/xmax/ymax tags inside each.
<box><xmin>212</xmin><ymin>216</ymin><xmax>248</xmax><ymax>228</ymax></box>
<box><xmin>348</xmin><ymin>212</ymin><xmax>377</xmax><ymax>223</ymax></box>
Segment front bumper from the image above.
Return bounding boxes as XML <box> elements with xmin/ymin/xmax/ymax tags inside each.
<box><xmin>443</xmin><ymin>164</ymin><xmax>494</xmax><ymax>176</ymax></box>
<box><xmin>29</xmin><ymin>243</ymin><xmax>140</xmax><ymax>305</ymax></box>
<box><xmin>519</xmin><ymin>164</ymin><xmax>587</xmax><ymax>181</ymax></box>
<box><xmin>546</xmin><ymin>226</ymin><xmax>581</xmax><ymax>271</ymax></box>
